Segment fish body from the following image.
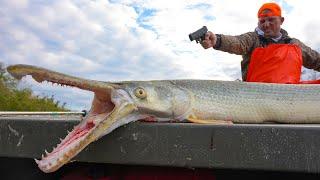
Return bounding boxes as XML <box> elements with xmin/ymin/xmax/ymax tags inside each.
<box><xmin>170</xmin><ymin>80</ymin><xmax>320</xmax><ymax>123</ymax></box>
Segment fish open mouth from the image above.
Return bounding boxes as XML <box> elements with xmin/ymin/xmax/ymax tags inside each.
<box><xmin>6</xmin><ymin>64</ymin><xmax>141</xmax><ymax>173</ymax></box>
<box><xmin>35</xmin><ymin>89</ymin><xmax>138</xmax><ymax>173</ymax></box>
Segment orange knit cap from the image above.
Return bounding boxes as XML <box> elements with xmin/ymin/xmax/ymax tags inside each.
<box><xmin>258</xmin><ymin>2</ymin><xmax>281</xmax><ymax>18</ymax></box>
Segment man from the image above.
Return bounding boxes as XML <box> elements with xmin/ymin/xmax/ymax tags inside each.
<box><xmin>201</xmin><ymin>2</ymin><xmax>320</xmax><ymax>84</ymax></box>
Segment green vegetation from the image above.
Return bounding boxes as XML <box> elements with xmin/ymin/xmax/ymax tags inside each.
<box><xmin>0</xmin><ymin>63</ymin><xmax>68</xmax><ymax>111</ymax></box>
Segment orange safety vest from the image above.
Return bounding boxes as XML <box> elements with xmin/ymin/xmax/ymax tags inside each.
<box><xmin>246</xmin><ymin>44</ymin><xmax>320</xmax><ymax>84</ymax></box>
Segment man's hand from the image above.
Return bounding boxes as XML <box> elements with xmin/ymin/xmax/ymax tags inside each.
<box><xmin>201</xmin><ymin>31</ymin><xmax>217</xmax><ymax>49</ymax></box>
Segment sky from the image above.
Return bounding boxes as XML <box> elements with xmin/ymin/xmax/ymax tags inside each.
<box><xmin>1</xmin><ymin>0</ymin><xmax>320</xmax><ymax>111</ymax></box>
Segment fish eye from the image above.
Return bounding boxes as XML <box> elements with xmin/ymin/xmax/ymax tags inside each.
<box><xmin>134</xmin><ymin>87</ymin><xmax>147</xmax><ymax>99</ymax></box>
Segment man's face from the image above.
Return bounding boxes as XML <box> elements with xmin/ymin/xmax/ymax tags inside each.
<box><xmin>258</xmin><ymin>16</ymin><xmax>284</xmax><ymax>38</ymax></box>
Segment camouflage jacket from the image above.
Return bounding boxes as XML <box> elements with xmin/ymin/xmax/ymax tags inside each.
<box><xmin>214</xmin><ymin>29</ymin><xmax>320</xmax><ymax>81</ymax></box>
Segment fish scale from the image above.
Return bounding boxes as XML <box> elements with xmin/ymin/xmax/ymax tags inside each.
<box><xmin>172</xmin><ymin>80</ymin><xmax>320</xmax><ymax>123</ymax></box>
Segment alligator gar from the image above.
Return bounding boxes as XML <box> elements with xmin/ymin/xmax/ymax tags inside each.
<box><xmin>6</xmin><ymin>64</ymin><xmax>320</xmax><ymax>173</ymax></box>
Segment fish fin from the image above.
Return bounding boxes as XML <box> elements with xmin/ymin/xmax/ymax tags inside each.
<box><xmin>187</xmin><ymin>117</ymin><xmax>233</xmax><ymax>124</ymax></box>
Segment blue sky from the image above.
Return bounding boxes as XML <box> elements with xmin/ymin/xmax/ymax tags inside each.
<box><xmin>1</xmin><ymin>0</ymin><xmax>320</xmax><ymax>111</ymax></box>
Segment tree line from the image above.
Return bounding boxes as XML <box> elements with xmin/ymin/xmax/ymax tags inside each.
<box><xmin>0</xmin><ymin>63</ymin><xmax>68</xmax><ymax>111</ymax></box>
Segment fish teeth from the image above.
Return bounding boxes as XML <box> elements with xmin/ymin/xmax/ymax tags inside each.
<box><xmin>34</xmin><ymin>158</ymin><xmax>40</xmax><ymax>164</ymax></box>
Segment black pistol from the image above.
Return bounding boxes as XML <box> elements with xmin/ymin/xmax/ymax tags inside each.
<box><xmin>189</xmin><ymin>26</ymin><xmax>208</xmax><ymax>43</ymax></box>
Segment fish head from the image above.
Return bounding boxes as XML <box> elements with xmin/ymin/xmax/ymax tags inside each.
<box><xmin>6</xmin><ymin>65</ymin><xmax>192</xmax><ymax>173</ymax></box>
<box><xmin>122</xmin><ymin>81</ymin><xmax>192</xmax><ymax>120</ymax></box>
